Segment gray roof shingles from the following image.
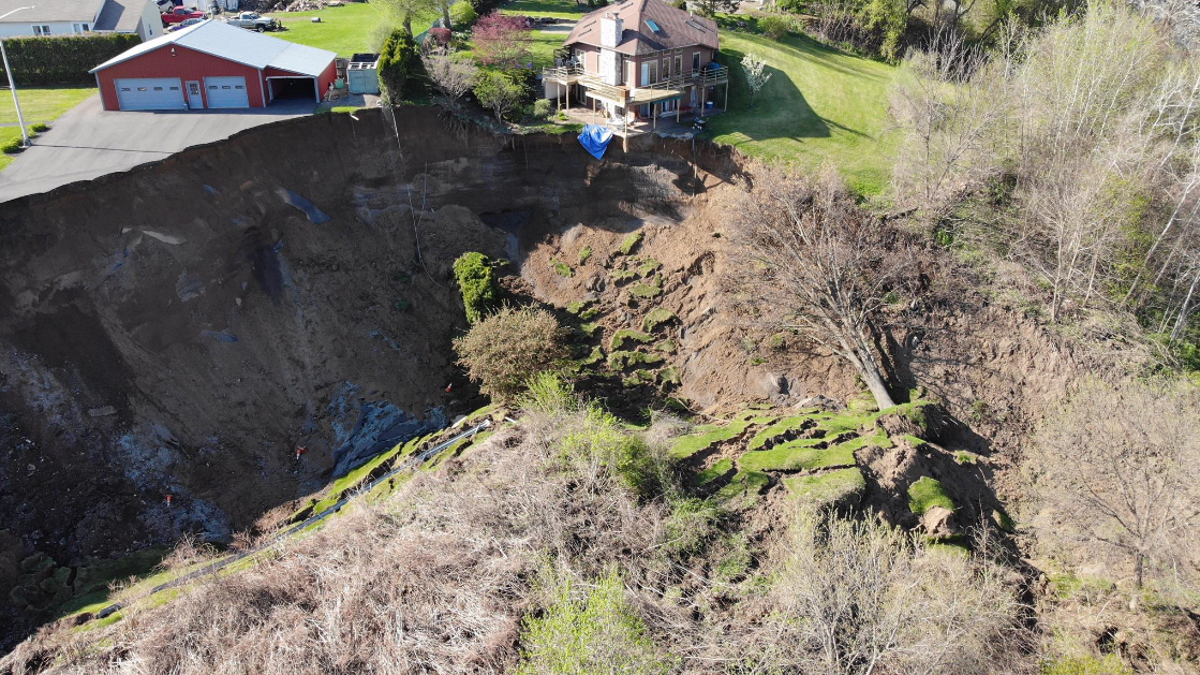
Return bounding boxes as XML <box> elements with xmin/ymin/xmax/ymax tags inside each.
<box><xmin>564</xmin><ymin>0</ymin><xmax>719</xmax><ymax>56</ymax></box>
<box><xmin>0</xmin><ymin>0</ymin><xmax>108</xmax><ymax>24</ymax></box>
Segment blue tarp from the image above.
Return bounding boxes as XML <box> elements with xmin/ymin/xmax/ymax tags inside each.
<box><xmin>578</xmin><ymin>124</ymin><xmax>615</xmax><ymax>160</ymax></box>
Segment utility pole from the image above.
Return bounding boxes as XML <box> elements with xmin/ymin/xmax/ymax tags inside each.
<box><xmin>0</xmin><ymin>6</ymin><xmax>36</xmax><ymax>148</ymax></box>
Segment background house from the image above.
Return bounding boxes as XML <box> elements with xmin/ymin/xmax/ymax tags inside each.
<box><xmin>0</xmin><ymin>0</ymin><xmax>163</xmax><ymax>41</ymax></box>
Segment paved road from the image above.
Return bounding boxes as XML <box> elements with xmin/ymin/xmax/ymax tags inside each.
<box><xmin>0</xmin><ymin>95</ymin><xmax>316</xmax><ymax>203</ymax></box>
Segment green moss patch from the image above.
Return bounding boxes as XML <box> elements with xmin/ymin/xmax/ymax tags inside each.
<box><xmin>628</xmin><ymin>276</ymin><xmax>663</xmax><ymax>299</ymax></box>
<box><xmin>655</xmin><ymin>339</ymin><xmax>677</xmax><ymax>354</ymax></box>
<box><xmin>607</xmin><ymin>350</ymin><xmax>663</xmax><ymax>370</ymax></box>
<box><xmin>658</xmin><ymin>365</ymin><xmax>681</xmax><ymax>386</ymax></box>
<box><xmin>552</xmin><ymin>258</ymin><xmax>573</xmax><ymax>277</ymax></box>
<box><xmin>642</xmin><ymin>308</ymin><xmax>678</xmax><ymax>332</ymax></box>
<box><xmin>578</xmin><ymin>246</ymin><xmax>592</xmax><ymax>264</ymax></box>
<box><xmin>715</xmin><ymin>470</ymin><xmax>771</xmax><ymax>509</ymax></box>
<box><xmin>566</xmin><ymin>300</ymin><xmax>591</xmax><ymax>315</ymax></box>
<box><xmin>637</xmin><ymin>258</ymin><xmax>661</xmax><ymax>276</ymax></box>
<box><xmin>697</xmin><ymin>458</ymin><xmax>735</xmax><ymax>487</ymax></box>
<box><xmin>618</xmin><ymin>231</ymin><xmax>644</xmax><ymax>255</ymax></box>
<box><xmin>452</xmin><ymin>252</ymin><xmax>500</xmax><ymax>323</ymax></box>
<box><xmin>907</xmin><ymin>476</ymin><xmax>955</xmax><ymax>515</ymax></box>
<box><xmin>610</xmin><ymin>268</ymin><xmax>638</xmax><ymax>284</ymax></box>
<box><xmin>622</xmin><ymin>369</ymin><xmax>658</xmax><ymax>387</ymax></box>
<box><xmin>782</xmin><ymin>467</ymin><xmax>865</xmax><ymax>508</ymax></box>
<box><xmin>738</xmin><ymin>440</ymin><xmax>857</xmax><ymax>473</ymax></box>
<box><xmin>746</xmin><ymin>413</ymin><xmax>819</xmax><ymax>450</ymax></box>
<box><xmin>610</xmin><ymin>329</ymin><xmax>654</xmax><ymax>350</ymax></box>
<box><xmin>670</xmin><ymin>419</ymin><xmax>753</xmax><ymax>459</ymax></box>
<box><xmin>954</xmin><ymin>450</ymin><xmax>978</xmax><ymax>465</ymax></box>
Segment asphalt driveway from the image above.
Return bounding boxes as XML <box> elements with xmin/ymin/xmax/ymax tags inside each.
<box><xmin>0</xmin><ymin>95</ymin><xmax>316</xmax><ymax>202</ymax></box>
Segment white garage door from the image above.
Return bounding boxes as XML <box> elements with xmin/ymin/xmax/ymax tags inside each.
<box><xmin>204</xmin><ymin>76</ymin><xmax>250</xmax><ymax>109</ymax></box>
<box><xmin>115</xmin><ymin>78</ymin><xmax>185</xmax><ymax>111</ymax></box>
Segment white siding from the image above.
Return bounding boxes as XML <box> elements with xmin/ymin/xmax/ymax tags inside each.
<box><xmin>0</xmin><ymin>21</ymin><xmax>79</xmax><ymax>37</ymax></box>
<box><xmin>139</xmin><ymin>0</ymin><xmax>163</xmax><ymax>40</ymax></box>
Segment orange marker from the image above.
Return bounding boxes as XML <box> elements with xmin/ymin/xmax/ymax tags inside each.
<box><xmin>165</xmin><ymin>494</ymin><xmax>173</xmax><ymax>506</ymax></box>
<box><xmin>445</xmin><ymin>384</ymin><xmax>453</xmax><ymax>393</ymax></box>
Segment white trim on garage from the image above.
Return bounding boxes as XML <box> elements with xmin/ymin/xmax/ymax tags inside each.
<box><xmin>265</xmin><ymin>76</ymin><xmax>319</xmax><ymax>104</ymax></box>
<box><xmin>114</xmin><ymin>77</ymin><xmax>186</xmax><ymax>111</ymax></box>
<box><xmin>203</xmin><ymin>76</ymin><xmax>250</xmax><ymax>109</ymax></box>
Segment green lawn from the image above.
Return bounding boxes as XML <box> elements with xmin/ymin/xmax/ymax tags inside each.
<box><xmin>267</xmin><ymin>1</ymin><xmax>435</xmax><ymax>56</ymax></box>
<box><xmin>0</xmin><ymin>85</ymin><xmax>95</xmax><ymax>171</ymax></box>
<box><xmin>707</xmin><ymin>31</ymin><xmax>899</xmax><ymax>195</ymax></box>
<box><xmin>501</xmin><ymin>0</ymin><xmax>588</xmax><ymax>19</ymax></box>
<box><xmin>0</xmin><ymin>85</ymin><xmax>95</xmax><ymax>126</ymax></box>
<box><xmin>529</xmin><ymin>30</ymin><xmax>566</xmax><ymax>68</ymax></box>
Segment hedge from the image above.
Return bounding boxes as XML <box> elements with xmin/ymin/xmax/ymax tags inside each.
<box><xmin>0</xmin><ymin>34</ymin><xmax>141</xmax><ymax>86</ymax></box>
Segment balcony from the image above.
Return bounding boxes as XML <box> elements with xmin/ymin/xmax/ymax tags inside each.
<box><xmin>542</xmin><ymin>63</ymin><xmax>730</xmax><ymax>108</ymax></box>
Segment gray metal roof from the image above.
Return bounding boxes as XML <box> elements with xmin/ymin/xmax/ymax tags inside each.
<box><xmin>0</xmin><ymin>0</ymin><xmax>107</xmax><ymax>23</ymax></box>
<box><xmin>90</xmin><ymin>19</ymin><xmax>337</xmax><ymax>77</ymax></box>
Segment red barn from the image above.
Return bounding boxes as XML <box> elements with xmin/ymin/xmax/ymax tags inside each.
<box><xmin>89</xmin><ymin>19</ymin><xmax>338</xmax><ymax>111</ymax></box>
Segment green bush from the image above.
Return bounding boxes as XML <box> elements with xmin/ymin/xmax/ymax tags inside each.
<box><xmin>532</xmin><ymin>98</ymin><xmax>554</xmax><ymax>119</ymax></box>
<box><xmin>520</xmin><ymin>371</ymin><xmax>578</xmax><ymax>414</ymax></box>
<box><xmin>30</xmin><ymin>122</ymin><xmax>49</xmax><ymax>133</ymax></box>
<box><xmin>664</xmin><ymin>498</ymin><xmax>721</xmax><ymax>557</ymax></box>
<box><xmin>562</xmin><ymin>407</ymin><xmax>662</xmax><ymax>499</ymax></box>
<box><xmin>1</xmin><ymin>136</ymin><xmax>24</xmax><ymax>154</ymax></box>
<box><xmin>377</xmin><ymin>29</ymin><xmax>418</xmax><ymax>102</ymax></box>
<box><xmin>453</xmin><ymin>305</ymin><xmax>568</xmax><ymax>401</ymax></box>
<box><xmin>452</xmin><ymin>252</ymin><xmax>500</xmax><ymax>323</ymax></box>
<box><xmin>0</xmin><ymin>34</ymin><xmax>140</xmax><ymax>85</ymax></box>
<box><xmin>516</xmin><ymin>569</ymin><xmax>674</xmax><ymax>675</ymax></box>
<box><xmin>759</xmin><ymin>14</ymin><xmax>793</xmax><ymax>39</ymax></box>
<box><xmin>450</xmin><ymin>1</ymin><xmax>478</xmax><ymax>28</ymax></box>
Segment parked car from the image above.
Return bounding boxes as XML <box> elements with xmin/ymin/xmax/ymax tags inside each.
<box><xmin>161</xmin><ymin>6</ymin><xmax>205</xmax><ymax>25</ymax></box>
<box><xmin>224</xmin><ymin>12</ymin><xmax>279</xmax><ymax>32</ymax></box>
<box><xmin>167</xmin><ymin>16</ymin><xmax>205</xmax><ymax>31</ymax></box>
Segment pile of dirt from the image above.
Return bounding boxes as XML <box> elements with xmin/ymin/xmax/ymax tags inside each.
<box><xmin>0</xmin><ymin>105</ymin><xmax>1102</xmax><ymax>650</ymax></box>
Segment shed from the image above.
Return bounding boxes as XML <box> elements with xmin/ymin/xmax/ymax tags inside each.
<box><xmin>89</xmin><ymin>19</ymin><xmax>337</xmax><ymax>111</ymax></box>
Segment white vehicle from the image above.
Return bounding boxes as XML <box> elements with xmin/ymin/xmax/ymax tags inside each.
<box><xmin>224</xmin><ymin>12</ymin><xmax>279</xmax><ymax>32</ymax></box>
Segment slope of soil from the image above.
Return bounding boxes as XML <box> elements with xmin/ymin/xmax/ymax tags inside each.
<box><xmin>0</xmin><ymin>105</ymin><xmax>1102</xmax><ymax>651</ymax></box>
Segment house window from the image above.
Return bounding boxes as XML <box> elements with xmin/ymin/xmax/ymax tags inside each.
<box><xmin>692</xmin><ymin>52</ymin><xmax>701</xmax><ymax>72</ymax></box>
<box><xmin>648</xmin><ymin>60</ymin><xmax>658</xmax><ymax>84</ymax></box>
<box><xmin>32</xmin><ymin>24</ymin><xmax>51</xmax><ymax>36</ymax></box>
<box><xmin>663</xmin><ymin>58</ymin><xmax>670</xmax><ymax>78</ymax></box>
<box><xmin>675</xmin><ymin>56</ymin><xmax>682</xmax><ymax>76</ymax></box>
<box><xmin>72</xmin><ymin>23</ymin><xmax>90</xmax><ymax>32</ymax></box>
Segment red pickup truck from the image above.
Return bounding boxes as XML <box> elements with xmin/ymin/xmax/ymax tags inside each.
<box><xmin>161</xmin><ymin>6</ymin><xmax>205</xmax><ymax>25</ymax></box>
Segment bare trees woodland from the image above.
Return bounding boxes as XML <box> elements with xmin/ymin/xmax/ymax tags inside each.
<box><xmin>1032</xmin><ymin>379</ymin><xmax>1200</xmax><ymax>593</ymax></box>
<box><xmin>892</xmin><ymin>1</ymin><xmax>1200</xmax><ymax>340</ymax></box>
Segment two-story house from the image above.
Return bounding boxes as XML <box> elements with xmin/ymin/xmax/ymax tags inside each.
<box><xmin>0</xmin><ymin>0</ymin><xmax>163</xmax><ymax>42</ymax></box>
<box><xmin>545</xmin><ymin>0</ymin><xmax>729</xmax><ymax>130</ymax></box>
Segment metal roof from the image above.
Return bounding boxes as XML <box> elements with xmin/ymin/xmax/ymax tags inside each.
<box><xmin>90</xmin><ymin>19</ymin><xmax>336</xmax><ymax>77</ymax></box>
<box><xmin>0</xmin><ymin>0</ymin><xmax>106</xmax><ymax>23</ymax></box>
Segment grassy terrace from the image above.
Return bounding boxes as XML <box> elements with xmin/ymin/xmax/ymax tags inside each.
<box><xmin>267</xmin><ymin>1</ymin><xmax>436</xmax><ymax>56</ymax></box>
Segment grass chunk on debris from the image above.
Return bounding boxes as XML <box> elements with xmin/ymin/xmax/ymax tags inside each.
<box><xmin>907</xmin><ymin>476</ymin><xmax>955</xmax><ymax>515</ymax></box>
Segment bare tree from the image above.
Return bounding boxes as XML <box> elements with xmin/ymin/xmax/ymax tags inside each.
<box><xmin>422</xmin><ymin>48</ymin><xmax>479</xmax><ymax>110</ymax></box>
<box><xmin>745</xmin><ymin>511</ymin><xmax>1026</xmax><ymax>675</ymax></box>
<box><xmin>728</xmin><ymin>165</ymin><xmax>913</xmax><ymax>409</ymax></box>
<box><xmin>1031</xmin><ymin>378</ymin><xmax>1200</xmax><ymax>591</ymax></box>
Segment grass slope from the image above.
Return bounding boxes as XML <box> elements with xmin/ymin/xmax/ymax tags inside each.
<box><xmin>501</xmin><ymin>0</ymin><xmax>588</xmax><ymax>19</ymax></box>
<box><xmin>707</xmin><ymin>32</ymin><xmax>898</xmax><ymax>195</ymax></box>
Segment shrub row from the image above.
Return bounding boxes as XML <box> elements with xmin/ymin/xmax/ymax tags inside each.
<box><xmin>1</xmin><ymin>34</ymin><xmax>140</xmax><ymax>85</ymax></box>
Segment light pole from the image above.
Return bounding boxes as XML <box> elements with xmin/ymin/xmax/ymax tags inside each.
<box><xmin>0</xmin><ymin>6</ymin><xmax>36</xmax><ymax>148</ymax></box>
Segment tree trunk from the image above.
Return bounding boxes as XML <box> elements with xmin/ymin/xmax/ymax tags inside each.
<box><xmin>858</xmin><ymin>361</ymin><xmax>897</xmax><ymax>410</ymax></box>
<box><xmin>1135</xmin><ymin>551</ymin><xmax>1144</xmax><ymax>589</ymax></box>
<box><xmin>442</xmin><ymin>4</ymin><xmax>452</xmax><ymax>30</ymax></box>
<box><xmin>402</xmin><ymin>13</ymin><xmax>413</xmax><ymax>38</ymax></box>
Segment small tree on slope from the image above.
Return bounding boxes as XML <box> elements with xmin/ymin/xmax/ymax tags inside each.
<box><xmin>727</xmin><ymin>165</ymin><xmax>913</xmax><ymax>409</ymax></box>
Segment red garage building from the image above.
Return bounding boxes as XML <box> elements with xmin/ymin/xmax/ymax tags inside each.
<box><xmin>90</xmin><ymin>19</ymin><xmax>338</xmax><ymax>111</ymax></box>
